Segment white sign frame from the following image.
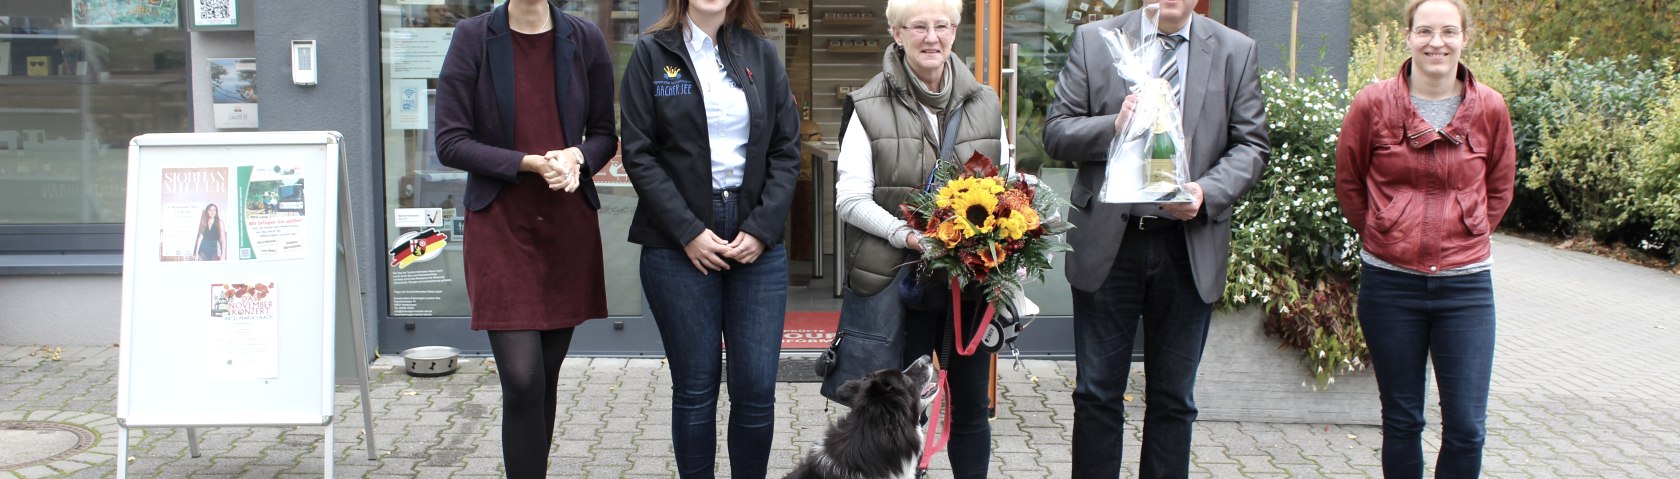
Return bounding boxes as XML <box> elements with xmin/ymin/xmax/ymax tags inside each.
<box><xmin>116</xmin><ymin>132</ymin><xmax>374</xmax><ymax>477</ymax></box>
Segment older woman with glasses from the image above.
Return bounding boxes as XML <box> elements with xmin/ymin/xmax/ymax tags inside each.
<box><xmin>834</xmin><ymin>0</ymin><xmax>1006</xmax><ymax>476</ymax></box>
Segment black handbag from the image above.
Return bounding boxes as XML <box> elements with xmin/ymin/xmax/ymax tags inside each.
<box><xmin>817</xmin><ymin>269</ymin><xmax>910</xmax><ymax>405</ymax></box>
<box><xmin>897</xmin><ymin>257</ymin><xmax>950</xmax><ymax>312</ymax></box>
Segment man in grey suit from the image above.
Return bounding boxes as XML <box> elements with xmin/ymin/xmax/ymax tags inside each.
<box><xmin>1043</xmin><ymin>0</ymin><xmax>1268</xmax><ymax>476</ymax></box>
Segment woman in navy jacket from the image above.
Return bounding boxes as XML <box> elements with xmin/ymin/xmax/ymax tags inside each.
<box><xmin>618</xmin><ymin>0</ymin><xmax>800</xmax><ymax>476</ymax></box>
<box><xmin>433</xmin><ymin>1</ymin><xmax>616</xmax><ymax>477</ymax></box>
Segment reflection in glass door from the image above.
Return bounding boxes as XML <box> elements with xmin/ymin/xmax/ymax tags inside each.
<box><xmin>375</xmin><ymin>0</ymin><xmax>644</xmax><ymax>353</ymax></box>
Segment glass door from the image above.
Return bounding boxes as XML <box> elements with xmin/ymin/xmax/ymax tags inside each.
<box><xmin>375</xmin><ymin>0</ymin><xmax>644</xmax><ymax>353</ymax></box>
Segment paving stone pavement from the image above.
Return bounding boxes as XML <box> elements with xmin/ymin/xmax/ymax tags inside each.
<box><xmin>2</xmin><ymin>234</ymin><xmax>1677</xmax><ymax>478</ymax></box>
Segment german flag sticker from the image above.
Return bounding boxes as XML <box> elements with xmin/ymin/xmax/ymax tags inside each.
<box><xmin>389</xmin><ymin>228</ymin><xmax>449</xmax><ymax>269</ymax></box>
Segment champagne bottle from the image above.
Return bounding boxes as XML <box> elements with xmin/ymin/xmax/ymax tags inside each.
<box><xmin>1146</xmin><ymin>116</ymin><xmax>1178</xmax><ymax>193</ymax></box>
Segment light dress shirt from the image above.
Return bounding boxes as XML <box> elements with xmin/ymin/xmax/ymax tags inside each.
<box><xmin>686</xmin><ymin>19</ymin><xmax>749</xmax><ymax>190</ymax></box>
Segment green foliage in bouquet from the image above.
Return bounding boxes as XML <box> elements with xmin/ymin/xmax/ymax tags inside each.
<box><xmin>901</xmin><ymin>153</ymin><xmax>1074</xmax><ymax>307</ymax></box>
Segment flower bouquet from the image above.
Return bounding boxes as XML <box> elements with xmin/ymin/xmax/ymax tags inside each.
<box><xmin>900</xmin><ymin>152</ymin><xmax>1073</xmax><ymax>354</ymax></box>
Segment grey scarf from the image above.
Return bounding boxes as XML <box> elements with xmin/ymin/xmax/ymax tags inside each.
<box><xmin>897</xmin><ymin>46</ymin><xmax>956</xmax><ymax>152</ymax></box>
<box><xmin>898</xmin><ymin>46</ymin><xmax>954</xmax><ymax>116</ymax></box>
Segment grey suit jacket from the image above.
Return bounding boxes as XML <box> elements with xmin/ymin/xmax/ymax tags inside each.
<box><xmin>1043</xmin><ymin>11</ymin><xmax>1269</xmax><ymax>303</ymax></box>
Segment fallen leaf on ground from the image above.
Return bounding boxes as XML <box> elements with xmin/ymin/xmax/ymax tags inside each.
<box><xmin>1347</xmin><ymin>433</ymin><xmax>1358</xmax><ymax>439</ymax></box>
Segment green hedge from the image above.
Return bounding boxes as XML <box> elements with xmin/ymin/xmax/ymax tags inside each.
<box><xmin>1350</xmin><ymin>29</ymin><xmax>1680</xmax><ymax>258</ymax></box>
<box><xmin>1235</xmin><ymin>33</ymin><xmax>1680</xmax><ymax>386</ymax></box>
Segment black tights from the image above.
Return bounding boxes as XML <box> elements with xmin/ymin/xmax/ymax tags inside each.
<box><xmin>486</xmin><ymin>328</ymin><xmax>575</xmax><ymax>478</ymax></box>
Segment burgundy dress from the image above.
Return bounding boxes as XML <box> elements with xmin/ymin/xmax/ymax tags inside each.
<box><xmin>464</xmin><ymin>29</ymin><xmax>608</xmax><ymax>331</ymax></box>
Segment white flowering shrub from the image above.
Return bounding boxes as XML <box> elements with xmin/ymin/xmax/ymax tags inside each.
<box><xmin>1223</xmin><ymin>71</ymin><xmax>1366</xmax><ymax>389</ymax></box>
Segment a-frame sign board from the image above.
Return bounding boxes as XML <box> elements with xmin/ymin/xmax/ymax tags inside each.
<box><xmin>115</xmin><ymin>132</ymin><xmax>377</xmax><ymax>477</ymax></box>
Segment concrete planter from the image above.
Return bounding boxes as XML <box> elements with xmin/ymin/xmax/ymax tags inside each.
<box><xmin>1194</xmin><ymin>306</ymin><xmax>1382</xmax><ymax>425</ymax></box>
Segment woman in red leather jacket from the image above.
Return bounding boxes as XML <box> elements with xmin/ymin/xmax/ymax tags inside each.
<box><xmin>1333</xmin><ymin>0</ymin><xmax>1516</xmax><ymax>477</ymax></box>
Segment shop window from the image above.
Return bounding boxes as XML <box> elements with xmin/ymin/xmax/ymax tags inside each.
<box><xmin>376</xmin><ymin>0</ymin><xmax>642</xmax><ymax>318</ymax></box>
<box><xmin>0</xmin><ymin>8</ymin><xmax>189</xmax><ymax>226</ymax></box>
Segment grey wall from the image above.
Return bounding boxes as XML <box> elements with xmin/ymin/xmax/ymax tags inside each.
<box><xmin>0</xmin><ymin>276</ymin><xmax>120</xmax><ymax>345</ymax></box>
<box><xmin>250</xmin><ymin>0</ymin><xmax>383</xmax><ymax>359</ymax></box>
<box><xmin>1231</xmin><ymin>0</ymin><xmax>1350</xmax><ymax>82</ymax></box>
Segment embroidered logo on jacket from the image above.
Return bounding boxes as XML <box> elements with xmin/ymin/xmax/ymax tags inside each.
<box><xmin>654</xmin><ymin>65</ymin><xmax>695</xmax><ymax>97</ymax></box>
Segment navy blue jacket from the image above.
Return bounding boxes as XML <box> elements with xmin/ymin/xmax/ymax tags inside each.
<box><xmin>619</xmin><ymin>24</ymin><xmax>801</xmax><ymax>248</ymax></box>
<box><xmin>434</xmin><ymin>3</ymin><xmax>618</xmax><ymax>211</ymax></box>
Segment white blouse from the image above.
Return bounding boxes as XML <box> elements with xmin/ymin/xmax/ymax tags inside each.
<box><xmin>685</xmin><ymin>20</ymin><xmax>749</xmax><ymax>190</ymax></box>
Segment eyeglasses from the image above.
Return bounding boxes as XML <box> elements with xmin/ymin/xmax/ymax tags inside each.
<box><xmin>1409</xmin><ymin>26</ymin><xmax>1462</xmax><ymax>42</ymax></box>
<box><xmin>899</xmin><ymin>22</ymin><xmax>956</xmax><ymax>38</ymax></box>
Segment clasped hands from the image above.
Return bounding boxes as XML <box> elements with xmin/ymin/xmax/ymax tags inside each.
<box><xmin>520</xmin><ymin>147</ymin><xmax>586</xmax><ymax>193</ymax></box>
<box><xmin>683</xmin><ymin>230</ymin><xmax>767</xmax><ymax>274</ymax></box>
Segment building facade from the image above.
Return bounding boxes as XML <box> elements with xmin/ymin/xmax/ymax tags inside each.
<box><xmin>0</xmin><ymin>0</ymin><xmax>1348</xmax><ymax>357</ymax></box>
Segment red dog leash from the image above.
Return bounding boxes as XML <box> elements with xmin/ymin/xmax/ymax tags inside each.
<box><xmin>949</xmin><ymin>277</ymin><xmax>996</xmax><ymax>356</ymax></box>
<box><xmin>916</xmin><ymin>360</ymin><xmax>952</xmax><ymax>477</ymax></box>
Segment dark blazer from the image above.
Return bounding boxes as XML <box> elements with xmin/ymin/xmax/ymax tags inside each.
<box><xmin>434</xmin><ymin>3</ymin><xmax>618</xmax><ymax>211</ymax></box>
<box><xmin>1044</xmin><ymin>12</ymin><xmax>1270</xmax><ymax>302</ymax></box>
<box><xmin>619</xmin><ymin>25</ymin><xmax>801</xmax><ymax>249</ymax></box>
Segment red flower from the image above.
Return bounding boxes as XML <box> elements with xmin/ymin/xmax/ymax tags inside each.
<box><xmin>962</xmin><ymin>151</ymin><xmax>999</xmax><ymax>178</ymax></box>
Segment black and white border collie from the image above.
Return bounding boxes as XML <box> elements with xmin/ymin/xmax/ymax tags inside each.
<box><xmin>786</xmin><ymin>355</ymin><xmax>940</xmax><ymax>479</ymax></box>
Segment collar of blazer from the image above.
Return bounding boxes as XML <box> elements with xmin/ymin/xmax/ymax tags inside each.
<box><xmin>485</xmin><ymin>2</ymin><xmax>578</xmax><ymax>147</ymax></box>
<box><xmin>1114</xmin><ymin>10</ymin><xmax>1220</xmax><ymax>150</ymax></box>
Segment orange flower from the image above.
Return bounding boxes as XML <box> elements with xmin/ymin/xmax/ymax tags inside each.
<box><xmin>990</xmin><ymin>189</ymin><xmax>1042</xmax><ymax>240</ymax></box>
<box><xmin>978</xmin><ymin>244</ymin><xmax>1008</xmax><ymax>269</ymax></box>
<box><xmin>935</xmin><ymin>215</ymin><xmax>966</xmax><ymax>248</ymax></box>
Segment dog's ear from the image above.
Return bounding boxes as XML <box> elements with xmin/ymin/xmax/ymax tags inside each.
<box><xmin>836</xmin><ymin>378</ymin><xmax>865</xmax><ymax>405</ymax></box>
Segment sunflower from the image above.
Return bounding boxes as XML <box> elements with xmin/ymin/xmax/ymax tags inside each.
<box><xmin>937</xmin><ymin>177</ymin><xmax>1004</xmax><ymax>238</ymax></box>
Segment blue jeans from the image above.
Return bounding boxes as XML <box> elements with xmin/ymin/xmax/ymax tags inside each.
<box><xmin>641</xmin><ymin>191</ymin><xmax>788</xmax><ymax>479</ymax></box>
<box><xmin>1070</xmin><ymin>227</ymin><xmax>1213</xmax><ymax>478</ymax></box>
<box><xmin>1359</xmin><ymin>265</ymin><xmax>1496</xmax><ymax>479</ymax></box>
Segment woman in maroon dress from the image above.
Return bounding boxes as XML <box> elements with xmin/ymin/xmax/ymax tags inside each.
<box><xmin>433</xmin><ymin>0</ymin><xmax>617</xmax><ymax>476</ymax></box>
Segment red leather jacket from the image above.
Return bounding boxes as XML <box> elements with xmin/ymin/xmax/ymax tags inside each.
<box><xmin>1334</xmin><ymin>61</ymin><xmax>1517</xmax><ymax>274</ymax></box>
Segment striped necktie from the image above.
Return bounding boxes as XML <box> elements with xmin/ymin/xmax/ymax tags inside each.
<box><xmin>1156</xmin><ymin>33</ymin><xmax>1187</xmax><ymax>104</ymax></box>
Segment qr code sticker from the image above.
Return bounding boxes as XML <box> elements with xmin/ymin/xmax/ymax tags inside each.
<box><xmin>197</xmin><ymin>0</ymin><xmax>235</xmax><ymax>25</ymax></box>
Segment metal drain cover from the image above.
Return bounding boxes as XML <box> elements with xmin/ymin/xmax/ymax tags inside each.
<box><xmin>0</xmin><ymin>422</ymin><xmax>96</xmax><ymax>471</ymax></box>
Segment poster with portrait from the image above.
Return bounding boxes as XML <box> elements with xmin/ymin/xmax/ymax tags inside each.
<box><xmin>209</xmin><ymin>58</ymin><xmax>258</xmax><ymax>129</ymax></box>
<box><xmin>235</xmin><ymin>163</ymin><xmax>307</xmax><ymax>261</ymax></box>
<box><xmin>205</xmin><ymin>282</ymin><xmax>279</xmax><ymax>380</ymax></box>
<box><xmin>159</xmin><ymin>167</ymin><xmax>236</xmax><ymax>262</ymax></box>
<box><xmin>72</xmin><ymin>0</ymin><xmax>181</xmax><ymax>28</ymax></box>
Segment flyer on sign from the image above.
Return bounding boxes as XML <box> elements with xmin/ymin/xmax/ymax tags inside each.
<box><xmin>159</xmin><ymin>167</ymin><xmax>236</xmax><ymax>262</ymax></box>
<box><xmin>206</xmin><ymin>282</ymin><xmax>280</xmax><ymax>380</ymax></box>
<box><xmin>235</xmin><ymin>163</ymin><xmax>308</xmax><ymax>261</ymax></box>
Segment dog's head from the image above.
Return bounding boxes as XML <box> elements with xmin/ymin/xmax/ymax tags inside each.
<box><xmin>834</xmin><ymin>355</ymin><xmax>940</xmax><ymax>420</ymax></box>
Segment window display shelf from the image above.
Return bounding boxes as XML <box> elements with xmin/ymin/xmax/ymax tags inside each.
<box><xmin>825</xmin><ymin>45</ymin><xmax>881</xmax><ymax>54</ymax></box>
